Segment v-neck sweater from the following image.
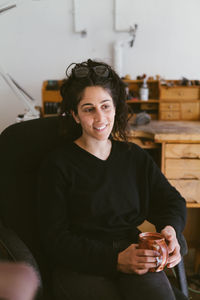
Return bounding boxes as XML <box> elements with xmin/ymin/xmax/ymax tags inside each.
<box><xmin>37</xmin><ymin>140</ymin><xmax>186</xmax><ymax>276</ymax></box>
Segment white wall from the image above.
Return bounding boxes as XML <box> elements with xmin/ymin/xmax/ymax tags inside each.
<box><xmin>0</xmin><ymin>0</ymin><xmax>200</xmax><ymax>132</ymax></box>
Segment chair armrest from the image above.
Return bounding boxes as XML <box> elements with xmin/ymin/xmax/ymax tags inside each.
<box><xmin>177</xmin><ymin>233</ymin><xmax>188</xmax><ymax>257</ymax></box>
<box><xmin>174</xmin><ymin>259</ymin><xmax>189</xmax><ymax>298</ymax></box>
<box><xmin>174</xmin><ymin>234</ymin><xmax>189</xmax><ymax>298</ymax></box>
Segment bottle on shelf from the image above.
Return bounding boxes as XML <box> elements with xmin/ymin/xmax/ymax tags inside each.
<box><xmin>139</xmin><ymin>76</ymin><xmax>149</xmax><ymax>101</ymax></box>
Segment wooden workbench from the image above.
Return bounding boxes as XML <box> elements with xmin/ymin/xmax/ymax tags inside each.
<box><xmin>129</xmin><ymin>120</ymin><xmax>200</xmax><ymax>143</ymax></box>
<box><xmin>129</xmin><ymin>120</ymin><xmax>200</xmax><ymax>206</ymax></box>
<box><xmin>129</xmin><ymin>120</ymin><xmax>200</xmax><ymax>272</ymax></box>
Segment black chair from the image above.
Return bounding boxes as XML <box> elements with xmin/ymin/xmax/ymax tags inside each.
<box><xmin>0</xmin><ymin>117</ymin><xmax>189</xmax><ymax>299</ymax></box>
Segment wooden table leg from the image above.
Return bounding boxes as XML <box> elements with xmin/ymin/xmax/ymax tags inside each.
<box><xmin>194</xmin><ymin>248</ymin><xmax>200</xmax><ymax>274</ymax></box>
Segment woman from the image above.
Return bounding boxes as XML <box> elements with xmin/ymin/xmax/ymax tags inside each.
<box><xmin>38</xmin><ymin>59</ymin><xmax>187</xmax><ymax>299</ymax></box>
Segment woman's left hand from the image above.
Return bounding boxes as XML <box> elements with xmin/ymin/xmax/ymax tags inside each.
<box><xmin>161</xmin><ymin>225</ymin><xmax>181</xmax><ymax>268</ymax></box>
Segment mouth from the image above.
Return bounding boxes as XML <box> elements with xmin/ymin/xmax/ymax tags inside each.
<box><xmin>93</xmin><ymin>124</ymin><xmax>107</xmax><ymax>131</ymax></box>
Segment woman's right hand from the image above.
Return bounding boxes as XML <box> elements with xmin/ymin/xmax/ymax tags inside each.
<box><xmin>117</xmin><ymin>244</ymin><xmax>160</xmax><ymax>275</ymax></box>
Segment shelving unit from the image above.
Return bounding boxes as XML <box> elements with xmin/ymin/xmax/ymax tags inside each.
<box><xmin>42</xmin><ymin>79</ymin><xmax>200</xmax><ymax>121</ymax></box>
<box><xmin>42</xmin><ymin>80</ymin><xmax>63</xmax><ymax>117</ymax></box>
<box><xmin>159</xmin><ymin>80</ymin><xmax>200</xmax><ymax>121</ymax></box>
<box><xmin>124</xmin><ymin>79</ymin><xmax>160</xmax><ymax>120</ymax></box>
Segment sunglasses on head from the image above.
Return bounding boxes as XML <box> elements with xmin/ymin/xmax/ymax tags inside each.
<box><xmin>71</xmin><ymin>64</ymin><xmax>110</xmax><ymax>78</ymax></box>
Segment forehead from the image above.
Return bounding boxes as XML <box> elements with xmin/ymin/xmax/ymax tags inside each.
<box><xmin>80</xmin><ymin>86</ymin><xmax>113</xmax><ymax>104</ymax></box>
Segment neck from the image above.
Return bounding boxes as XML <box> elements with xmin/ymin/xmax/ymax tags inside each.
<box><xmin>75</xmin><ymin>137</ymin><xmax>112</xmax><ymax>160</ymax></box>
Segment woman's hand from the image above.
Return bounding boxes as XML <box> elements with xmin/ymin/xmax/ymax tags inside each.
<box><xmin>117</xmin><ymin>244</ymin><xmax>160</xmax><ymax>275</ymax></box>
<box><xmin>161</xmin><ymin>225</ymin><xmax>181</xmax><ymax>268</ymax></box>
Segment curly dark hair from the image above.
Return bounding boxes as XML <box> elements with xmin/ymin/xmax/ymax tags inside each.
<box><xmin>60</xmin><ymin>59</ymin><xmax>129</xmax><ymax>141</ymax></box>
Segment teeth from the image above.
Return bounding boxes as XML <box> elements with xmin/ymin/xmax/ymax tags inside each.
<box><xmin>95</xmin><ymin>125</ymin><xmax>106</xmax><ymax>130</ymax></box>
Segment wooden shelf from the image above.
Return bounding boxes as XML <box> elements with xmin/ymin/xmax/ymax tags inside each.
<box><xmin>124</xmin><ymin>80</ymin><xmax>160</xmax><ymax>120</ymax></box>
<box><xmin>42</xmin><ymin>80</ymin><xmax>63</xmax><ymax>116</ymax></box>
<box><xmin>124</xmin><ymin>79</ymin><xmax>159</xmax><ymax>83</ymax></box>
<box><xmin>127</xmin><ymin>99</ymin><xmax>159</xmax><ymax>103</ymax></box>
<box><xmin>187</xmin><ymin>203</ymin><xmax>200</xmax><ymax>208</ymax></box>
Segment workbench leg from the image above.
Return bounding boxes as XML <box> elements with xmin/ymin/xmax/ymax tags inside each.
<box><xmin>194</xmin><ymin>248</ymin><xmax>200</xmax><ymax>274</ymax></box>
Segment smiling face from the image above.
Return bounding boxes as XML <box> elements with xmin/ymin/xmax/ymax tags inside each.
<box><xmin>72</xmin><ymin>86</ymin><xmax>116</xmax><ymax>142</ymax></box>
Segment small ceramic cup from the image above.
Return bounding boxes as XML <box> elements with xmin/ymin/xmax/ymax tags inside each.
<box><xmin>138</xmin><ymin>232</ymin><xmax>168</xmax><ymax>272</ymax></box>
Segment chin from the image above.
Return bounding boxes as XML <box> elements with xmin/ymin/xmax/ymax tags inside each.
<box><xmin>94</xmin><ymin>133</ymin><xmax>111</xmax><ymax>141</ymax></box>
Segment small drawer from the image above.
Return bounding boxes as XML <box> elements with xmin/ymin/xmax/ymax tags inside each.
<box><xmin>181</xmin><ymin>102</ymin><xmax>200</xmax><ymax>120</ymax></box>
<box><xmin>159</xmin><ymin>111</ymin><xmax>180</xmax><ymax>120</ymax></box>
<box><xmin>160</xmin><ymin>102</ymin><xmax>180</xmax><ymax>111</ymax></box>
<box><xmin>169</xmin><ymin>179</ymin><xmax>200</xmax><ymax>203</ymax></box>
<box><xmin>165</xmin><ymin>158</ymin><xmax>200</xmax><ymax>179</ymax></box>
<box><xmin>160</xmin><ymin>86</ymin><xmax>199</xmax><ymax>100</ymax></box>
<box><xmin>165</xmin><ymin>144</ymin><xmax>200</xmax><ymax>158</ymax></box>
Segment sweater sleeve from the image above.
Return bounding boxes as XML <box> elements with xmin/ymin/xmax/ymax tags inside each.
<box><xmin>37</xmin><ymin>157</ymin><xmax>118</xmax><ymax>276</ymax></box>
<box><xmin>143</xmin><ymin>151</ymin><xmax>187</xmax><ymax>236</ymax></box>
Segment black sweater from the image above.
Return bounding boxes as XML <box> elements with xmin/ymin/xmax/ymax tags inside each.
<box><xmin>37</xmin><ymin>140</ymin><xmax>186</xmax><ymax>276</ymax></box>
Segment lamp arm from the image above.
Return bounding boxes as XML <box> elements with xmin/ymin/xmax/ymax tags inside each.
<box><xmin>0</xmin><ymin>4</ymin><xmax>16</xmax><ymax>15</ymax></box>
<box><xmin>0</xmin><ymin>68</ymin><xmax>39</xmax><ymax>117</ymax></box>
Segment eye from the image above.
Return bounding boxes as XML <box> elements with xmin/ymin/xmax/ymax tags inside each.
<box><xmin>83</xmin><ymin>107</ymin><xmax>94</xmax><ymax>113</ymax></box>
<box><xmin>102</xmin><ymin>104</ymin><xmax>110</xmax><ymax>110</ymax></box>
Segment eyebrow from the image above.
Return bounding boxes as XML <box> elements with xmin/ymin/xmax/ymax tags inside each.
<box><xmin>80</xmin><ymin>99</ymin><xmax>111</xmax><ymax>108</ymax></box>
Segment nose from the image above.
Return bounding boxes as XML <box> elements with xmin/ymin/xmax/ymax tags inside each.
<box><xmin>94</xmin><ymin>108</ymin><xmax>104</xmax><ymax>122</ymax></box>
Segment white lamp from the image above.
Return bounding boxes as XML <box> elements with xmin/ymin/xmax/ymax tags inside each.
<box><xmin>0</xmin><ymin>2</ymin><xmax>40</xmax><ymax>122</ymax></box>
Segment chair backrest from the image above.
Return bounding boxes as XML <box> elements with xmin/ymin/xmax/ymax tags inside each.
<box><xmin>0</xmin><ymin>117</ymin><xmax>65</xmax><ymax>271</ymax></box>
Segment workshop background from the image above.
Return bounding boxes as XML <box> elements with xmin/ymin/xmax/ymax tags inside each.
<box><xmin>0</xmin><ymin>0</ymin><xmax>200</xmax><ymax>132</ymax></box>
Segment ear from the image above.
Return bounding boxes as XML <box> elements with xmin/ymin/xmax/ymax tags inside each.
<box><xmin>71</xmin><ymin>110</ymin><xmax>80</xmax><ymax>124</ymax></box>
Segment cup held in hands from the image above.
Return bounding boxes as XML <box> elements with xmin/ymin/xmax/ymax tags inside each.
<box><xmin>138</xmin><ymin>232</ymin><xmax>168</xmax><ymax>272</ymax></box>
